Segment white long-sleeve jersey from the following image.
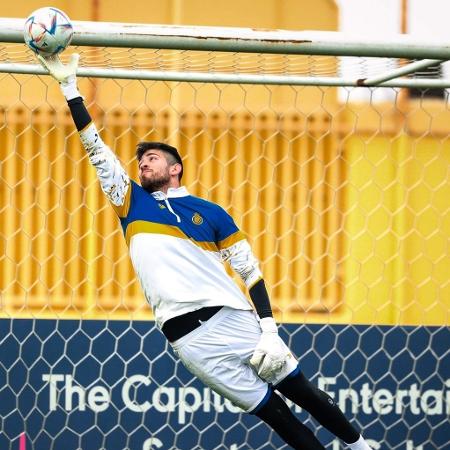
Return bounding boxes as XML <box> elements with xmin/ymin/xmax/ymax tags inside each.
<box><xmin>80</xmin><ymin>123</ymin><xmax>263</xmax><ymax>327</ymax></box>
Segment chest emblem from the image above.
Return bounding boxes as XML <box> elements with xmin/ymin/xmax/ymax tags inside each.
<box><xmin>192</xmin><ymin>212</ymin><xmax>203</xmax><ymax>225</ymax></box>
<box><xmin>158</xmin><ymin>203</ymin><xmax>166</xmax><ymax>209</ymax></box>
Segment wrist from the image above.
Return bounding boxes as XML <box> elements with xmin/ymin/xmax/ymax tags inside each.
<box><xmin>60</xmin><ymin>76</ymin><xmax>81</xmax><ymax>101</ymax></box>
<box><xmin>260</xmin><ymin>317</ymin><xmax>278</xmax><ymax>333</ymax></box>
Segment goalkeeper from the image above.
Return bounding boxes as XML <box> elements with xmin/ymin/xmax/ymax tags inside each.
<box><xmin>37</xmin><ymin>53</ymin><xmax>373</xmax><ymax>450</ymax></box>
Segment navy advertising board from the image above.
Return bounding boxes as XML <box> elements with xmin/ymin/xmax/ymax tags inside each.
<box><xmin>0</xmin><ymin>319</ymin><xmax>448</xmax><ymax>449</ymax></box>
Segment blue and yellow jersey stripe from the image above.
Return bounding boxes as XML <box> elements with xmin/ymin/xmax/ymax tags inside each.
<box><xmin>118</xmin><ymin>181</ymin><xmax>243</xmax><ymax>251</ymax></box>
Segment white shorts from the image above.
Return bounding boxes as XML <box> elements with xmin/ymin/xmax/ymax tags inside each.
<box><xmin>171</xmin><ymin>307</ymin><xmax>299</xmax><ymax>413</ymax></box>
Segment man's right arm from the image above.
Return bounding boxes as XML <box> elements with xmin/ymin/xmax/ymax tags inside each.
<box><xmin>38</xmin><ymin>54</ymin><xmax>130</xmax><ymax>212</ymax></box>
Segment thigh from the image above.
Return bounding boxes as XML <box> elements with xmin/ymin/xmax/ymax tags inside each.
<box><xmin>172</xmin><ymin>308</ymin><xmax>270</xmax><ymax>412</ymax></box>
<box><xmin>217</xmin><ymin>309</ymin><xmax>299</xmax><ymax>386</ymax></box>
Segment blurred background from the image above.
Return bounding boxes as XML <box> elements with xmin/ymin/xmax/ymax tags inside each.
<box><xmin>0</xmin><ymin>0</ymin><xmax>449</xmax><ymax>327</ymax></box>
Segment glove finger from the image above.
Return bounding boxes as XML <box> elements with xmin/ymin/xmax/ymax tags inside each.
<box><xmin>36</xmin><ymin>54</ymin><xmax>50</xmax><ymax>71</ymax></box>
<box><xmin>68</xmin><ymin>53</ymin><xmax>80</xmax><ymax>72</ymax></box>
<box><xmin>250</xmin><ymin>351</ymin><xmax>264</xmax><ymax>368</ymax></box>
<box><xmin>37</xmin><ymin>54</ymin><xmax>65</xmax><ymax>80</ymax></box>
<box><xmin>258</xmin><ymin>367</ymin><xmax>273</xmax><ymax>380</ymax></box>
<box><xmin>257</xmin><ymin>356</ymin><xmax>274</xmax><ymax>379</ymax></box>
<box><xmin>271</xmin><ymin>354</ymin><xmax>287</xmax><ymax>367</ymax></box>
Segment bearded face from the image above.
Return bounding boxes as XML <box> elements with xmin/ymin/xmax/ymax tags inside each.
<box><xmin>140</xmin><ymin>165</ymin><xmax>171</xmax><ymax>193</ymax></box>
<box><xmin>138</xmin><ymin>150</ymin><xmax>173</xmax><ymax>193</ymax></box>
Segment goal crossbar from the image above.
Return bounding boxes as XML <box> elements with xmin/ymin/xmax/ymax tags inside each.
<box><xmin>1</xmin><ymin>17</ymin><xmax>450</xmax><ymax>87</ymax></box>
<box><xmin>2</xmin><ymin>62</ymin><xmax>450</xmax><ymax>88</ymax></box>
<box><xmin>3</xmin><ymin>18</ymin><xmax>450</xmax><ymax>58</ymax></box>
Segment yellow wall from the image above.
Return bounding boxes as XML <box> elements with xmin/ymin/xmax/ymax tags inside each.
<box><xmin>1</xmin><ymin>0</ymin><xmax>337</xmax><ymax>29</ymax></box>
<box><xmin>1</xmin><ymin>95</ymin><xmax>448</xmax><ymax>326</ymax></box>
<box><xmin>0</xmin><ymin>1</ymin><xmax>448</xmax><ymax>326</ymax></box>
<box><xmin>343</xmin><ymin>134</ymin><xmax>450</xmax><ymax>326</ymax></box>
<box><xmin>1</xmin><ymin>0</ymin><xmax>338</xmax><ymax>114</ymax></box>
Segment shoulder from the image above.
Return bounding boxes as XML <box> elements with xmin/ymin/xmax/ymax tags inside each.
<box><xmin>185</xmin><ymin>196</ymin><xmax>242</xmax><ymax>243</ymax></box>
<box><xmin>129</xmin><ymin>180</ymin><xmax>156</xmax><ymax>200</ymax></box>
<box><xmin>123</xmin><ymin>180</ymin><xmax>159</xmax><ymax>213</ymax></box>
<box><xmin>185</xmin><ymin>195</ymin><xmax>231</xmax><ymax>220</ymax></box>
<box><xmin>130</xmin><ymin>179</ymin><xmax>143</xmax><ymax>191</ymax></box>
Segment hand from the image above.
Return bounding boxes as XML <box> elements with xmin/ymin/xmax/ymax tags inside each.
<box><xmin>37</xmin><ymin>53</ymin><xmax>81</xmax><ymax>100</ymax></box>
<box><xmin>37</xmin><ymin>53</ymin><xmax>79</xmax><ymax>83</ymax></box>
<box><xmin>250</xmin><ymin>317</ymin><xmax>287</xmax><ymax>380</ymax></box>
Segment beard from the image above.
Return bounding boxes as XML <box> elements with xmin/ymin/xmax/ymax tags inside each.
<box><xmin>140</xmin><ymin>170</ymin><xmax>171</xmax><ymax>193</ymax></box>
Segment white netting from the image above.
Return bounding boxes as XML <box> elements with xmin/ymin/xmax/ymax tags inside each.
<box><xmin>2</xmin><ymin>41</ymin><xmax>450</xmax><ymax>83</ymax></box>
<box><xmin>0</xmin><ymin>27</ymin><xmax>449</xmax><ymax>450</ymax></box>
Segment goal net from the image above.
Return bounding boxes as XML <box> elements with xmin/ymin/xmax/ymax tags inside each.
<box><xmin>0</xmin><ymin>19</ymin><xmax>449</xmax><ymax>450</ymax></box>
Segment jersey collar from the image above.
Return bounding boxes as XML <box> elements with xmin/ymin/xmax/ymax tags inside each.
<box><xmin>151</xmin><ymin>186</ymin><xmax>190</xmax><ymax>200</ymax></box>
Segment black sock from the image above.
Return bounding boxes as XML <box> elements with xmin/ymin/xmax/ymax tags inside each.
<box><xmin>255</xmin><ymin>391</ymin><xmax>325</xmax><ymax>450</ymax></box>
<box><xmin>276</xmin><ymin>371</ymin><xmax>360</xmax><ymax>444</ymax></box>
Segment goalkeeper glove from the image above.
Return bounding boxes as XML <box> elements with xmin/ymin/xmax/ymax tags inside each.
<box><xmin>250</xmin><ymin>317</ymin><xmax>287</xmax><ymax>380</ymax></box>
<box><xmin>37</xmin><ymin>53</ymin><xmax>80</xmax><ymax>100</ymax></box>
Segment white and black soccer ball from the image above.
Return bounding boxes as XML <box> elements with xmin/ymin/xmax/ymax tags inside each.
<box><xmin>24</xmin><ymin>7</ymin><xmax>73</xmax><ymax>56</ymax></box>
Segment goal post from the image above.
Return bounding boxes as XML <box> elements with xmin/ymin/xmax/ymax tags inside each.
<box><xmin>0</xmin><ymin>19</ymin><xmax>449</xmax><ymax>450</ymax></box>
<box><xmin>1</xmin><ymin>18</ymin><xmax>450</xmax><ymax>87</ymax></box>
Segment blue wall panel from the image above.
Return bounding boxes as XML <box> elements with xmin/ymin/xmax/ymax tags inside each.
<box><xmin>0</xmin><ymin>319</ymin><xmax>448</xmax><ymax>449</ymax></box>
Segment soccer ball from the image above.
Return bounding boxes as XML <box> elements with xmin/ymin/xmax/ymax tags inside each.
<box><xmin>24</xmin><ymin>7</ymin><xmax>73</xmax><ymax>56</ymax></box>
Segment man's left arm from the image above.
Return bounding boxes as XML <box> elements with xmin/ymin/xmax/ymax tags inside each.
<box><xmin>219</xmin><ymin>238</ymin><xmax>270</xmax><ymax>316</ymax></box>
<box><xmin>218</xmin><ymin>224</ymin><xmax>288</xmax><ymax>379</ymax></box>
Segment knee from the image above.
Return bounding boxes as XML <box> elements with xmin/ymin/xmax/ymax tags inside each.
<box><xmin>277</xmin><ymin>371</ymin><xmax>310</xmax><ymax>394</ymax></box>
<box><xmin>277</xmin><ymin>371</ymin><xmax>327</xmax><ymax>404</ymax></box>
<box><xmin>255</xmin><ymin>390</ymin><xmax>294</xmax><ymax>425</ymax></box>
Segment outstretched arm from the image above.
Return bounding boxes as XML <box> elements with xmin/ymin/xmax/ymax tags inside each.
<box><xmin>37</xmin><ymin>54</ymin><xmax>130</xmax><ymax>212</ymax></box>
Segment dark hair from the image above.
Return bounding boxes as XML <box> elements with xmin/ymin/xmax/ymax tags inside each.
<box><xmin>136</xmin><ymin>141</ymin><xmax>183</xmax><ymax>180</ymax></box>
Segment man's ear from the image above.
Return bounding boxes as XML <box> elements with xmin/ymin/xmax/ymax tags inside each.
<box><xmin>170</xmin><ymin>163</ymin><xmax>182</xmax><ymax>178</ymax></box>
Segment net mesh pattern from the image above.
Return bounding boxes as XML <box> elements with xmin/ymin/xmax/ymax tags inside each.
<box><xmin>0</xmin><ymin>43</ymin><xmax>448</xmax><ymax>450</ymax></box>
<box><xmin>1</xmin><ymin>42</ymin><xmax>448</xmax><ymax>81</ymax></box>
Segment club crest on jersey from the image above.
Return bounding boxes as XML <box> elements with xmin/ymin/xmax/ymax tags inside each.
<box><xmin>192</xmin><ymin>212</ymin><xmax>203</xmax><ymax>225</ymax></box>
